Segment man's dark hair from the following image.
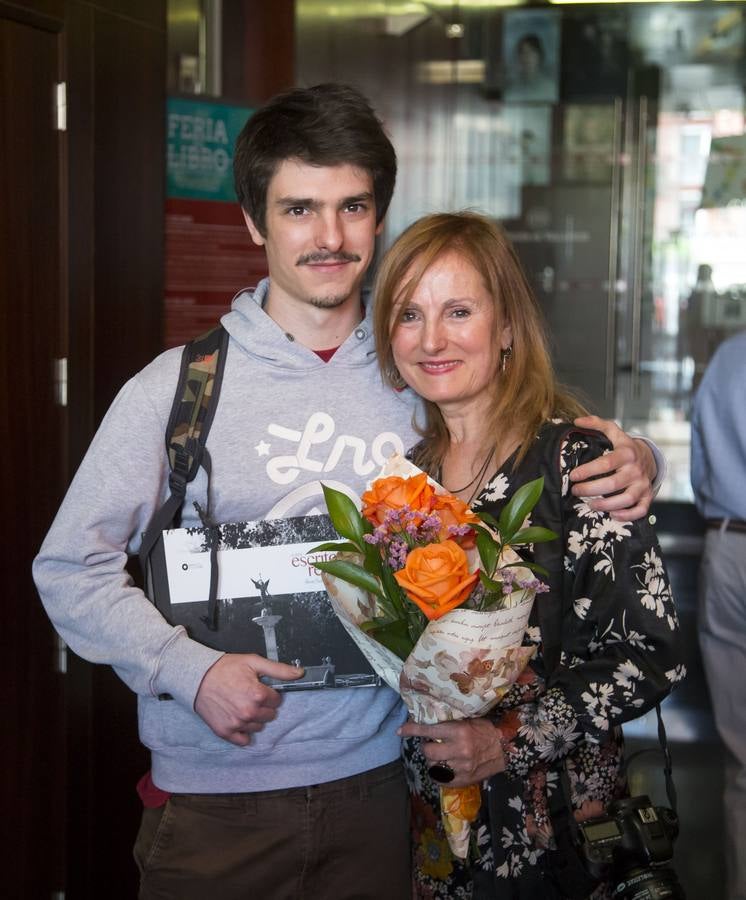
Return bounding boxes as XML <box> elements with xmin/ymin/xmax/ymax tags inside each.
<box><xmin>233</xmin><ymin>83</ymin><xmax>397</xmax><ymax>236</ymax></box>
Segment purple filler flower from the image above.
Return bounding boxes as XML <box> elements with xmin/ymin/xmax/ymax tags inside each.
<box><xmin>387</xmin><ymin>540</ymin><xmax>409</xmax><ymax>571</ymax></box>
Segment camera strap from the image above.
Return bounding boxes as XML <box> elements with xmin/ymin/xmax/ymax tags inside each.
<box><xmin>544</xmin><ymin>767</ymin><xmax>603</xmax><ymax>899</ymax></box>
<box><xmin>623</xmin><ymin>703</ymin><xmax>678</xmax><ymax>814</ymax></box>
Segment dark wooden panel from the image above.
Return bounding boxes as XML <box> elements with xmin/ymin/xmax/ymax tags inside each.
<box><xmin>66</xmin><ymin>0</ymin><xmax>95</xmax><ymax>467</ymax></box>
<box><xmin>0</xmin><ymin>13</ymin><xmax>66</xmax><ymax>898</ymax></box>
<box><xmin>0</xmin><ymin>0</ymin><xmax>63</xmax><ymax>27</ymax></box>
<box><xmin>241</xmin><ymin>0</ymin><xmax>294</xmax><ymax>104</ymax></box>
<box><xmin>92</xmin><ymin>6</ymin><xmax>166</xmax><ymax>420</ymax></box>
<box><xmin>87</xmin><ymin>0</ymin><xmax>163</xmax><ymax>30</ymax></box>
<box><xmin>221</xmin><ymin>0</ymin><xmax>246</xmax><ymax>101</ymax></box>
<box><xmin>63</xmin><ymin>4</ymin><xmax>165</xmax><ymax>897</ymax></box>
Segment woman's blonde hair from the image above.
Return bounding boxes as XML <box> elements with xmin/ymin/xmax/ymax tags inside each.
<box><xmin>373</xmin><ymin>211</ymin><xmax>587</xmax><ymax>471</ymax></box>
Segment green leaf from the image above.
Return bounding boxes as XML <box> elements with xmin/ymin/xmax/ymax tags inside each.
<box><xmin>313</xmin><ymin>559</ymin><xmax>385</xmax><ymax>599</ymax></box>
<box><xmin>510</xmin><ymin>526</ymin><xmax>558</xmax><ymax>546</ymax></box>
<box><xmin>363</xmin><ymin>539</ymin><xmax>383</xmax><ymax>578</ymax></box>
<box><xmin>479</xmin><ymin>593</ymin><xmax>508</xmax><ymax>612</ymax></box>
<box><xmin>405</xmin><ymin>602</ymin><xmax>428</xmax><ymax>648</ymax></box>
<box><xmin>362</xmin><ymin>618</ymin><xmax>414</xmax><ymax>661</ymax></box>
<box><xmin>476</xmin><ymin>511</ymin><xmax>500</xmax><ymax>530</ymax></box>
<box><xmin>380</xmin><ymin>562</ymin><xmax>407</xmax><ymax>617</ymax></box>
<box><xmin>478</xmin><ymin>570</ymin><xmax>504</xmax><ymax>593</ymax></box>
<box><xmin>476</xmin><ymin>529</ymin><xmax>499</xmax><ymax>577</ymax></box>
<box><xmin>308</xmin><ymin>541</ymin><xmax>360</xmax><ymax>554</ymax></box>
<box><xmin>498</xmin><ymin>477</ymin><xmax>544</xmax><ymax>542</ymax></box>
<box><xmin>321</xmin><ymin>484</ymin><xmax>366</xmax><ymax>549</ymax></box>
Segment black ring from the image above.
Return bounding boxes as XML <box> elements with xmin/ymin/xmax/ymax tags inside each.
<box><xmin>428</xmin><ymin>761</ymin><xmax>455</xmax><ymax>784</ymax></box>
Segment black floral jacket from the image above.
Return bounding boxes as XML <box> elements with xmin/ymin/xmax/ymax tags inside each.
<box><xmin>405</xmin><ymin>422</ymin><xmax>686</xmax><ymax>900</ymax></box>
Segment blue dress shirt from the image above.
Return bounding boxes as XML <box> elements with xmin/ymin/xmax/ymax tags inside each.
<box><xmin>691</xmin><ymin>329</ymin><xmax>746</xmax><ymax>520</ymax></box>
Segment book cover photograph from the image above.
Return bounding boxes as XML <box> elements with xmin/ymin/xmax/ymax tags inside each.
<box><xmin>148</xmin><ymin>513</ymin><xmax>380</xmax><ymax>691</ymax></box>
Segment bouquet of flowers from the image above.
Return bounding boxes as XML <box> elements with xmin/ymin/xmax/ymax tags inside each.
<box><xmin>311</xmin><ymin>454</ymin><xmax>556</xmax><ymax>858</ymax></box>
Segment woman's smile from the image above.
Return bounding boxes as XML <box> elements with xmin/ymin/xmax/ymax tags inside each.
<box><xmin>418</xmin><ymin>359</ymin><xmax>462</xmax><ymax>375</ymax></box>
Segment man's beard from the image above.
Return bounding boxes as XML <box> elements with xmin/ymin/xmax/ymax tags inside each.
<box><xmin>296</xmin><ymin>251</ymin><xmax>361</xmax><ymax>310</ymax></box>
<box><xmin>307</xmin><ymin>292</ymin><xmax>351</xmax><ymax>309</ymax></box>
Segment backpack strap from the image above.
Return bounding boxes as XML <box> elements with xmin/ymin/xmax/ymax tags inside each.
<box><xmin>139</xmin><ymin>324</ymin><xmax>229</xmax><ymax>614</ymax></box>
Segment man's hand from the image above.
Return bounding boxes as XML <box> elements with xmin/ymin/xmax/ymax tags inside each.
<box><xmin>194</xmin><ymin>653</ymin><xmax>304</xmax><ymax>746</ymax></box>
<box><xmin>570</xmin><ymin>415</ymin><xmax>657</xmax><ymax>522</ymax></box>
<box><xmin>397</xmin><ymin>718</ymin><xmax>505</xmax><ymax>787</ymax></box>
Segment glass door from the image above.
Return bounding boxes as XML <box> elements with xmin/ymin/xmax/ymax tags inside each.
<box><xmin>614</xmin><ymin>3</ymin><xmax>745</xmax><ymax>501</ymax></box>
<box><xmin>298</xmin><ymin>0</ymin><xmax>745</xmax><ymax>503</ymax></box>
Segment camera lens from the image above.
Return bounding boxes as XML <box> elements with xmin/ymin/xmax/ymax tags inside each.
<box><xmin>613</xmin><ymin>865</ymin><xmax>685</xmax><ymax>899</ymax></box>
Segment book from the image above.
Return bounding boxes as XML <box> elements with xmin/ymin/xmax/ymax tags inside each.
<box><xmin>147</xmin><ymin>513</ymin><xmax>380</xmax><ymax>691</ymax></box>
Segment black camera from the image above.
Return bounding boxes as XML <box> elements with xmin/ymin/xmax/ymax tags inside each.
<box><xmin>577</xmin><ymin>795</ymin><xmax>684</xmax><ymax>899</ymax></box>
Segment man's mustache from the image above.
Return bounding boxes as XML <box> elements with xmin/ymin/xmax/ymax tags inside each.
<box><xmin>296</xmin><ymin>251</ymin><xmax>361</xmax><ymax>266</ymax></box>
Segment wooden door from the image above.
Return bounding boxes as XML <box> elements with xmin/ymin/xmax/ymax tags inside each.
<box><xmin>0</xmin><ymin>11</ymin><xmax>67</xmax><ymax>898</ymax></box>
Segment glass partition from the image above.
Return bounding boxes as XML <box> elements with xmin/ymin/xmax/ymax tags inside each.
<box><xmin>297</xmin><ymin>0</ymin><xmax>746</xmax><ymax>502</ymax></box>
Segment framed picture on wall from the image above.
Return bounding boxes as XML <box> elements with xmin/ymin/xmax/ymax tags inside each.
<box><xmin>502</xmin><ymin>9</ymin><xmax>560</xmax><ymax>104</ymax></box>
<box><xmin>504</xmin><ymin>105</ymin><xmax>553</xmax><ymax>187</ymax></box>
<box><xmin>562</xmin><ymin>104</ymin><xmax>617</xmax><ymax>184</ymax></box>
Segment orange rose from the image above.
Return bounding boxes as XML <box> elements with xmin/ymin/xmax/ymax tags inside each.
<box><xmin>431</xmin><ymin>493</ymin><xmax>480</xmax><ymax>547</ymax></box>
<box><xmin>441</xmin><ymin>785</ymin><xmax>482</xmax><ymax>823</ymax></box>
<box><xmin>394</xmin><ymin>539</ymin><xmax>478</xmax><ymax>620</ymax></box>
<box><xmin>361</xmin><ymin>473</ymin><xmax>435</xmax><ymax>527</ymax></box>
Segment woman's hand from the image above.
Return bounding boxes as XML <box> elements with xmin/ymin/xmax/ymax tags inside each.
<box><xmin>569</xmin><ymin>415</ymin><xmax>657</xmax><ymax>521</ymax></box>
<box><xmin>398</xmin><ymin>718</ymin><xmax>505</xmax><ymax>787</ymax></box>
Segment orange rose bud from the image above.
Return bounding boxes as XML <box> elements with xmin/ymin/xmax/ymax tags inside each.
<box><xmin>430</xmin><ymin>493</ymin><xmax>480</xmax><ymax>546</ymax></box>
<box><xmin>394</xmin><ymin>539</ymin><xmax>478</xmax><ymax>620</ymax></box>
<box><xmin>441</xmin><ymin>785</ymin><xmax>482</xmax><ymax>822</ymax></box>
<box><xmin>361</xmin><ymin>473</ymin><xmax>435</xmax><ymax>527</ymax></box>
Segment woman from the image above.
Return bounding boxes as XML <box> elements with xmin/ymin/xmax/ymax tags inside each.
<box><xmin>372</xmin><ymin>212</ymin><xmax>685</xmax><ymax>899</ymax></box>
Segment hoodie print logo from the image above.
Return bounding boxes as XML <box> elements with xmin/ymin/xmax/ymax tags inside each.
<box><xmin>265</xmin><ymin>411</ymin><xmax>404</xmax><ymax>485</ymax></box>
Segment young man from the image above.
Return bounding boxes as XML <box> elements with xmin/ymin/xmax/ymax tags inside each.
<box><xmin>34</xmin><ymin>84</ymin><xmax>659</xmax><ymax>899</ymax></box>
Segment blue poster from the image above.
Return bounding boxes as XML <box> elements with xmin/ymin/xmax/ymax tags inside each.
<box><xmin>167</xmin><ymin>97</ymin><xmax>253</xmax><ymax>202</ymax></box>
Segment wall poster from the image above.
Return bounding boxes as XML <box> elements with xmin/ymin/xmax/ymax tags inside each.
<box><xmin>165</xmin><ymin>97</ymin><xmax>268</xmax><ymax>348</ymax></box>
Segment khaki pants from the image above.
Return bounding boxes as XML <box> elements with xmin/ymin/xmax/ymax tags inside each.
<box><xmin>134</xmin><ymin>760</ymin><xmax>411</xmax><ymax>900</ymax></box>
<box><xmin>699</xmin><ymin>529</ymin><xmax>746</xmax><ymax>900</ymax></box>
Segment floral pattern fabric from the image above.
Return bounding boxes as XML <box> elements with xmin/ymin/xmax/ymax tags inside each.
<box><xmin>406</xmin><ymin>423</ymin><xmax>686</xmax><ymax>899</ymax></box>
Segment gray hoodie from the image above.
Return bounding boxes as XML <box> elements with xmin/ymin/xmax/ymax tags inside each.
<box><xmin>33</xmin><ymin>279</ymin><xmax>420</xmax><ymax>792</ymax></box>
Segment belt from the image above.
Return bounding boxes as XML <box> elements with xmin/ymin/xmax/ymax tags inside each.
<box><xmin>706</xmin><ymin>518</ymin><xmax>746</xmax><ymax>534</ymax></box>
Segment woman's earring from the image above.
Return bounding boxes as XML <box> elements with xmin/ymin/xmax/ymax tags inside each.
<box><xmin>500</xmin><ymin>345</ymin><xmax>513</xmax><ymax>374</ymax></box>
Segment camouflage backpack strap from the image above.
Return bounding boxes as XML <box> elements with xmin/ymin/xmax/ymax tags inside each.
<box><xmin>138</xmin><ymin>324</ymin><xmax>230</xmax><ymax>583</ymax></box>
<box><xmin>165</xmin><ymin>324</ymin><xmax>228</xmax><ymax>486</ymax></box>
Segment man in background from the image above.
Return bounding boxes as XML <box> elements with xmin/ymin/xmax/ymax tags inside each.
<box><xmin>691</xmin><ymin>328</ymin><xmax>746</xmax><ymax>900</ymax></box>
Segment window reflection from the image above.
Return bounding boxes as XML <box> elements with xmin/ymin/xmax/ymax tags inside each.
<box><xmin>296</xmin><ymin>2</ymin><xmax>745</xmax><ymax>502</ymax></box>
